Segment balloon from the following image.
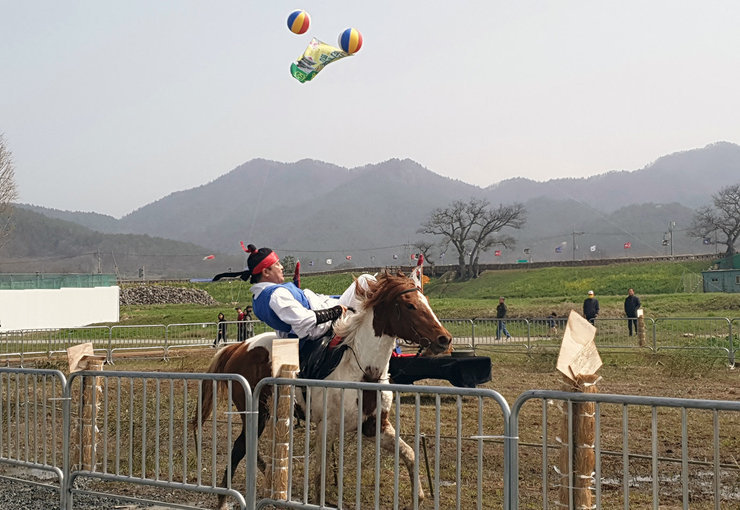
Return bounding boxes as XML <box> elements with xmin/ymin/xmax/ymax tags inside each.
<box><xmin>287</xmin><ymin>10</ymin><xmax>310</xmax><ymax>35</ymax></box>
<box><xmin>338</xmin><ymin>28</ymin><xmax>362</xmax><ymax>54</ymax></box>
<box><xmin>290</xmin><ymin>38</ymin><xmax>349</xmax><ymax>83</ymax></box>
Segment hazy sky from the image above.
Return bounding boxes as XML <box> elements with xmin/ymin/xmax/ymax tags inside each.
<box><xmin>2</xmin><ymin>1</ymin><xmax>739</xmax><ymax>218</ymax></box>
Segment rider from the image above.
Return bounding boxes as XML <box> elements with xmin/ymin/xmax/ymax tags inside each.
<box><xmin>244</xmin><ymin>244</ymin><xmax>373</xmax><ymax>351</ymax></box>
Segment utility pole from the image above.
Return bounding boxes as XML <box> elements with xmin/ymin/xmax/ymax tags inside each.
<box><xmin>669</xmin><ymin>221</ymin><xmax>675</xmax><ymax>256</ymax></box>
<box><xmin>572</xmin><ymin>230</ymin><xmax>584</xmax><ymax>261</ymax></box>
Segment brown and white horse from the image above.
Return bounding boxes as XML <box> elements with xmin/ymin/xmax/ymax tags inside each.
<box><xmin>194</xmin><ymin>272</ymin><xmax>452</xmax><ymax>509</ymax></box>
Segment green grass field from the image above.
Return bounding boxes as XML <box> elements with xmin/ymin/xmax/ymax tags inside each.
<box><xmin>118</xmin><ymin>260</ymin><xmax>740</xmax><ymax>325</ymax></box>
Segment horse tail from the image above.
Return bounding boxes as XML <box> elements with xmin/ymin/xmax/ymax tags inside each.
<box><xmin>192</xmin><ymin>345</ymin><xmax>232</xmax><ymax>433</ymax></box>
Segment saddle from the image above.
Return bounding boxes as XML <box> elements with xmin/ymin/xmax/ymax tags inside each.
<box><xmin>298</xmin><ymin>331</ymin><xmax>348</xmax><ymax>380</ymax></box>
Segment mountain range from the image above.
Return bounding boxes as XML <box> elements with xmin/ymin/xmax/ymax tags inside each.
<box><xmin>3</xmin><ymin>141</ymin><xmax>738</xmax><ymax>278</ymax></box>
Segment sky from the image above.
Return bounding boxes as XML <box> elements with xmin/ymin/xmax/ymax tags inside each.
<box><xmin>2</xmin><ymin>1</ymin><xmax>740</xmax><ymax>218</ymax></box>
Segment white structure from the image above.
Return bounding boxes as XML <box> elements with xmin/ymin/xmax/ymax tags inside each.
<box><xmin>0</xmin><ymin>286</ymin><xmax>119</xmax><ymax>331</ymax></box>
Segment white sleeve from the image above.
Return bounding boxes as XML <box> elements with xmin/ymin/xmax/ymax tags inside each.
<box><xmin>270</xmin><ymin>287</ymin><xmax>332</xmax><ymax>340</ymax></box>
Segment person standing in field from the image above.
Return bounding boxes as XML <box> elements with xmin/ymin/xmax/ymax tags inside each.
<box><xmin>583</xmin><ymin>290</ymin><xmax>599</xmax><ymax>324</ymax></box>
<box><xmin>624</xmin><ymin>288</ymin><xmax>641</xmax><ymax>336</ymax></box>
<box><xmin>214</xmin><ymin>312</ymin><xmax>227</xmax><ymax>347</ymax></box>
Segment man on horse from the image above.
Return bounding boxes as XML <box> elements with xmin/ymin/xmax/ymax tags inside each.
<box><xmin>242</xmin><ymin>244</ymin><xmax>373</xmax><ymax>374</ymax></box>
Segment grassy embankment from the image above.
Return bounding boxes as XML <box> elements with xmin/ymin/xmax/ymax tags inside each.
<box><xmin>118</xmin><ymin>259</ymin><xmax>740</xmax><ymax>325</ymax></box>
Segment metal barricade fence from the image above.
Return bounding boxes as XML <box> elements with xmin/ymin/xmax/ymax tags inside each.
<box><xmin>654</xmin><ymin>317</ymin><xmax>734</xmax><ymax>363</ymax></box>
<box><xmin>64</xmin><ymin>370</ymin><xmax>256</xmax><ymax>510</ymax></box>
<box><xmin>440</xmin><ymin>319</ymin><xmax>474</xmax><ymax>348</ymax></box>
<box><xmin>510</xmin><ymin>390</ymin><xmax>740</xmax><ymax>510</ymax></box>
<box><xmin>590</xmin><ymin>317</ymin><xmax>656</xmax><ymax>351</ymax></box>
<box><xmin>733</xmin><ymin>318</ymin><xmax>739</xmax><ymax>365</ymax></box>
<box><xmin>0</xmin><ymin>368</ymin><xmax>68</xmax><ymax>498</ymax></box>
<box><xmin>166</xmin><ymin>322</ymin><xmax>221</xmax><ymax>353</ymax></box>
<box><xmin>50</xmin><ymin>326</ymin><xmax>112</xmax><ymax>359</ymax></box>
<box><xmin>109</xmin><ymin>324</ymin><xmax>167</xmax><ymax>362</ymax></box>
<box><xmin>469</xmin><ymin>319</ymin><xmax>531</xmax><ymax>353</ymax></box>
<box><xmin>253</xmin><ymin>377</ymin><xmax>513</xmax><ymax>510</ymax></box>
<box><xmin>0</xmin><ymin>329</ymin><xmax>59</xmax><ymax>366</ymax></box>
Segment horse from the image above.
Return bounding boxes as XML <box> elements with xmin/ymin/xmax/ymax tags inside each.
<box><xmin>193</xmin><ymin>272</ymin><xmax>452</xmax><ymax>509</ymax></box>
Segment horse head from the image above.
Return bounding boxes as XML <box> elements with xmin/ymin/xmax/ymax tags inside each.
<box><xmin>360</xmin><ymin>272</ymin><xmax>452</xmax><ymax>355</ymax></box>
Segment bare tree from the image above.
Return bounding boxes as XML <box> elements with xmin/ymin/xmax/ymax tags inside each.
<box><xmin>690</xmin><ymin>183</ymin><xmax>740</xmax><ymax>258</ymax></box>
<box><xmin>419</xmin><ymin>198</ymin><xmax>526</xmax><ymax>279</ymax></box>
<box><xmin>0</xmin><ymin>134</ymin><xmax>18</xmax><ymax>248</ymax></box>
<box><xmin>413</xmin><ymin>240</ymin><xmax>436</xmax><ymax>264</ymax></box>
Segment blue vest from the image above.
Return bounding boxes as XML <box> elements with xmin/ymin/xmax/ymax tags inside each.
<box><xmin>253</xmin><ymin>282</ymin><xmax>311</xmax><ymax>335</ymax></box>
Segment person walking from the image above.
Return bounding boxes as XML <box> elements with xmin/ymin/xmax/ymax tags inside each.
<box><xmin>624</xmin><ymin>288</ymin><xmax>641</xmax><ymax>336</ymax></box>
<box><xmin>583</xmin><ymin>290</ymin><xmax>599</xmax><ymax>324</ymax></box>
<box><xmin>496</xmin><ymin>297</ymin><xmax>512</xmax><ymax>340</ymax></box>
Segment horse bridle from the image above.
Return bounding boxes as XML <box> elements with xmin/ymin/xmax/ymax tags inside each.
<box><xmin>392</xmin><ymin>286</ymin><xmax>433</xmax><ymax>352</ymax></box>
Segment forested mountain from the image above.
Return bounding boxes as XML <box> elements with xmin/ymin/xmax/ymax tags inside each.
<box><xmin>0</xmin><ymin>208</ymin><xmax>244</xmax><ymax>278</ymax></box>
<box><xmin>8</xmin><ymin>142</ymin><xmax>738</xmax><ymax>275</ymax></box>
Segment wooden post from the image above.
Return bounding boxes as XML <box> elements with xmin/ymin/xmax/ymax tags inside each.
<box><xmin>558</xmin><ymin>374</ymin><xmax>598</xmax><ymax>509</ymax></box>
<box><xmin>637</xmin><ymin>309</ymin><xmax>646</xmax><ymax>347</ymax></box>
<box><xmin>263</xmin><ymin>338</ymin><xmax>299</xmax><ymax>500</ymax></box>
<box><xmin>555</xmin><ymin>311</ymin><xmax>602</xmax><ymax>510</ymax></box>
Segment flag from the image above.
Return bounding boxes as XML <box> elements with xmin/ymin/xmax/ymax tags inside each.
<box><xmin>624</xmin><ymin>241</ymin><xmax>632</xmax><ymax>249</ymax></box>
<box><xmin>345</xmin><ymin>255</ymin><xmax>352</xmax><ymax>260</ymax></box>
<box><xmin>555</xmin><ymin>246</ymin><xmax>563</xmax><ymax>253</ymax></box>
<box><xmin>202</xmin><ymin>255</ymin><xmax>215</xmax><ymax>260</ymax></box>
<box><xmin>293</xmin><ymin>261</ymin><xmax>301</xmax><ymax>288</ymax></box>
<box><xmin>326</xmin><ymin>258</ymin><xmax>333</xmax><ymax>265</ymax></box>
<box><xmin>494</xmin><ymin>250</ymin><xmax>501</xmax><ymax>256</ymax></box>
<box><xmin>417</xmin><ymin>253</ymin><xmax>424</xmax><ymax>266</ymax></box>
<box><xmin>590</xmin><ymin>245</ymin><xmax>597</xmax><ymax>252</ymax></box>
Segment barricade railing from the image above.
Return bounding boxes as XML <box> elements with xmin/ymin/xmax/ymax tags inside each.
<box><xmin>2</xmin><ymin>316</ymin><xmax>735</xmax><ymax>365</ymax></box>
<box><xmin>590</xmin><ymin>317</ymin><xmax>657</xmax><ymax>351</ymax></box>
<box><xmin>50</xmin><ymin>326</ymin><xmax>112</xmax><ymax>359</ymax></box>
<box><xmin>469</xmin><ymin>318</ymin><xmax>531</xmax><ymax>353</ymax></box>
<box><xmin>509</xmin><ymin>390</ymin><xmax>740</xmax><ymax>510</ymax></box>
<box><xmin>0</xmin><ymin>368</ymin><xmax>68</xmax><ymax>502</ymax></box>
<box><xmin>440</xmin><ymin>319</ymin><xmax>474</xmax><ymax>348</ymax></box>
<box><xmin>654</xmin><ymin>317</ymin><xmax>734</xmax><ymax>364</ymax></box>
<box><xmin>0</xmin><ymin>365</ymin><xmax>737</xmax><ymax>509</ymax></box>
<box><xmin>253</xmin><ymin>377</ymin><xmax>512</xmax><ymax>510</ymax></box>
<box><xmin>109</xmin><ymin>324</ymin><xmax>167</xmax><ymax>362</ymax></box>
<box><xmin>64</xmin><ymin>370</ymin><xmax>255</xmax><ymax>510</ymax></box>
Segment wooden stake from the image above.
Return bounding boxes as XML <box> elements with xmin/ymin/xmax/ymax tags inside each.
<box><xmin>78</xmin><ymin>355</ymin><xmax>105</xmax><ymax>471</ymax></box>
<box><xmin>558</xmin><ymin>374</ymin><xmax>598</xmax><ymax>509</ymax></box>
<box><xmin>637</xmin><ymin>309</ymin><xmax>646</xmax><ymax>347</ymax></box>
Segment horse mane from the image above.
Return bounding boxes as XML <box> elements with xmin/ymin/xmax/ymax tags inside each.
<box><xmin>332</xmin><ymin>272</ymin><xmax>412</xmax><ymax>343</ymax></box>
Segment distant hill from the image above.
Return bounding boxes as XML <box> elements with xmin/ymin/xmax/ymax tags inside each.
<box><xmin>483</xmin><ymin>141</ymin><xmax>740</xmax><ymax>211</ymax></box>
<box><xmin>8</xmin><ymin>142</ymin><xmax>738</xmax><ymax>274</ymax></box>
<box><xmin>0</xmin><ymin>208</ymin><xmax>245</xmax><ymax>278</ymax></box>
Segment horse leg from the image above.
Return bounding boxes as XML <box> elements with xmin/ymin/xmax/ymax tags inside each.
<box><xmin>216</xmin><ymin>427</ymin><xmax>247</xmax><ymax>510</ymax></box>
<box><xmin>378</xmin><ymin>420</ymin><xmax>425</xmax><ymax>508</ymax></box>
